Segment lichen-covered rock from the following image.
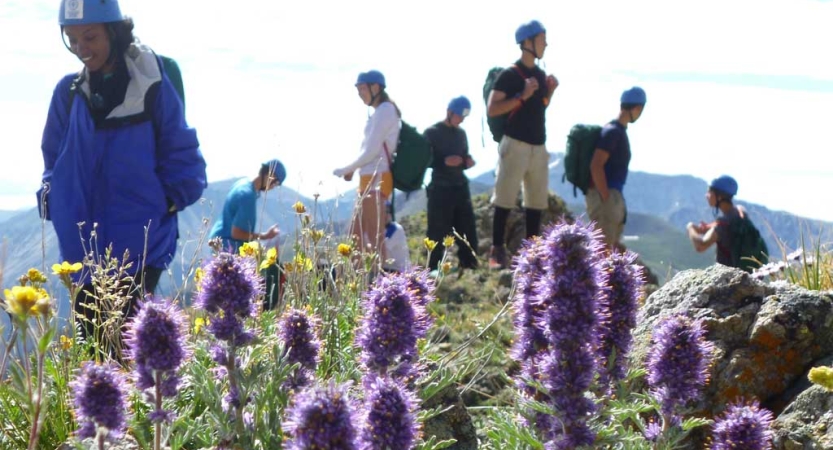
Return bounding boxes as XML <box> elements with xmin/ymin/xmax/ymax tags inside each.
<box><xmin>633</xmin><ymin>264</ymin><xmax>833</xmax><ymax>418</ymax></box>
<box><xmin>772</xmin><ymin>384</ymin><xmax>833</xmax><ymax>449</ymax></box>
<box><xmin>421</xmin><ymin>383</ymin><xmax>479</xmax><ymax>450</ymax></box>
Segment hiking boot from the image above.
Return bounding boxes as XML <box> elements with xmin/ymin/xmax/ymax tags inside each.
<box><xmin>488</xmin><ymin>246</ymin><xmax>508</xmax><ymax>270</ymax></box>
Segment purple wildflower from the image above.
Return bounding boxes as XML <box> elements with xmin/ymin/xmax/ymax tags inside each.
<box><xmin>125</xmin><ymin>298</ymin><xmax>190</xmax><ymax>393</ymax></box>
<box><xmin>196</xmin><ymin>252</ymin><xmax>261</xmax><ymax>318</ymax></box>
<box><xmin>402</xmin><ymin>268</ymin><xmax>437</xmax><ymax>308</ymax></box>
<box><xmin>646</xmin><ymin>315</ymin><xmax>715</xmax><ymax>418</ymax></box>
<box><xmin>358</xmin><ymin>376</ymin><xmax>419</xmax><ymax>450</ymax></box>
<box><xmin>356</xmin><ymin>272</ymin><xmax>433</xmax><ymax>376</ymax></box>
<box><xmin>282</xmin><ymin>381</ymin><xmax>359</xmax><ymax>450</ymax></box>
<box><xmin>510</xmin><ymin>237</ymin><xmax>548</xmax><ymax>363</ymax></box>
<box><xmin>711</xmin><ymin>400</ymin><xmax>774</xmax><ymax>450</ymax></box>
<box><xmin>278</xmin><ymin>308</ymin><xmax>321</xmax><ymax>371</ymax></box>
<box><xmin>595</xmin><ymin>250</ymin><xmax>645</xmax><ymax>391</ymax></box>
<box><xmin>643</xmin><ymin>420</ymin><xmax>661</xmax><ymax>442</ymax></box>
<box><xmin>70</xmin><ymin>362</ymin><xmax>128</xmax><ymax>439</ymax></box>
<box><xmin>510</xmin><ymin>220</ymin><xmax>607</xmax><ymax>448</ymax></box>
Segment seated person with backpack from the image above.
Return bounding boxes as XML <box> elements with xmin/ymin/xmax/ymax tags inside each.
<box><xmin>382</xmin><ymin>201</ymin><xmax>411</xmax><ymax>273</ymax></box>
<box><xmin>686</xmin><ymin>175</ymin><xmax>769</xmax><ymax>272</ymax></box>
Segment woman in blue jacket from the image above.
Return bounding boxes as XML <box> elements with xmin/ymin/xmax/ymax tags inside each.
<box><xmin>39</xmin><ymin>0</ymin><xmax>207</xmax><ymax>338</ymax></box>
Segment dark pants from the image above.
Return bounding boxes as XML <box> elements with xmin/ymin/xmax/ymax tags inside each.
<box><xmin>427</xmin><ymin>183</ymin><xmax>479</xmax><ymax>270</ymax></box>
<box><xmin>74</xmin><ymin>266</ymin><xmax>163</xmax><ymax>345</ymax></box>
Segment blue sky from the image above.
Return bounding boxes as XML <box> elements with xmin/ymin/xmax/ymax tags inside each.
<box><xmin>1</xmin><ymin>0</ymin><xmax>831</xmax><ymax>221</ymax></box>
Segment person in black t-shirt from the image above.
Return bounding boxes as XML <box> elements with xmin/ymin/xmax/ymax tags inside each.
<box><xmin>587</xmin><ymin>86</ymin><xmax>647</xmax><ymax>250</ymax></box>
<box><xmin>423</xmin><ymin>96</ymin><xmax>479</xmax><ymax>272</ymax></box>
<box><xmin>485</xmin><ymin>19</ymin><xmax>559</xmax><ymax>269</ymax></box>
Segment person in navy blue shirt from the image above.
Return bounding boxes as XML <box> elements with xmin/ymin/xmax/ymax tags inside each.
<box><xmin>586</xmin><ymin>87</ymin><xmax>647</xmax><ymax>250</ymax></box>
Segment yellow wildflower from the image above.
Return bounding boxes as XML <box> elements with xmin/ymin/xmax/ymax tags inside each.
<box><xmin>194</xmin><ymin>267</ymin><xmax>204</xmax><ymax>292</ymax></box>
<box><xmin>60</xmin><ymin>335</ymin><xmax>73</xmax><ymax>351</ymax></box>
<box><xmin>443</xmin><ymin>235</ymin><xmax>455</xmax><ymax>248</ymax></box>
<box><xmin>260</xmin><ymin>248</ymin><xmax>278</xmax><ymax>270</ymax></box>
<box><xmin>310</xmin><ymin>229</ymin><xmax>325</xmax><ymax>243</ymax></box>
<box><xmin>52</xmin><ymin>261</ymin><xmax>83</xmax><ymax>276</ymax></box>
<box><xmin>4</xmin><ymin>286</ymin><xmax>44</xmax><ymax>319</ymax></box>
<box><xmin>441</xmin><ymin>262</ymin><xmax>452</xmax><ymax>275</ymax></box>
<box><xmin>424</xmin><ymin>238</ymin><xmax>437</xmax><ymax>252</ymax></box>
<box><xmin>337</xmin><ymin>243</ymin><xmax>352</xmax><ymax>257</ymax></box>
<box><xmin>284</xmin><ymin>262</ymin><xmax>296</xmax><ymax>273</ymax></box>
<box><xmin>293</xmin><ymin>254</ymin><xmax>313</xmax><ymax>272</ymax></box>
<box><xmin>292</xmin><ymin>201</ymin><xmax>307</xmax><ymax>214</ymax></box>
<box><xmin>27</xmin><ymin>268</ymin><xmax>48</xmax><ymax>285</ymax></box>
<box><xmin>194</xmin><ymin>317</ymin><xmax>209</xmax><ymax>335</ymax></box>
<box><xmin>809</xmin><ymin>366</ymin><xmax>833</xmax><ymax>391</ymax></box>
<box><xmin>239</xmin><ymin>241</ymin><xmax>260</xmax><ymax>258</ymax></box>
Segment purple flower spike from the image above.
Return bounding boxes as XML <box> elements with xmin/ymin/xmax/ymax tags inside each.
<box><xmin>508</xmin><ymin>220</ymin><xmax>607</xmax><ymax>448</ymax></box>
<box><xmin>356</xmin><ymin>272</ymin><xmax>433</xmax><ymax>376</ymax></box>
<box><xmin>358</xmin><ymin>376</ymin><xmax>419</xmax><ymax>450</ymax></box>
<box><xmin>196</xmin><ymin>252</ymin><xmax>261</xmax><ymax>318</ymax></box>
<box><xmin>647</xmin><ymin>315</ymin><xmax>715</xmax><ymax>418</ymax></box>
<box><xmin>126</xmin><ymin>298</ymin><xmax>190</xmax><ymax>383</ymax></box>
<box><xmin>711</xmin><ymin>400</ymin><xmax>774</xmax><ymax>450</ymax></box>
<box><xmin>402</xmin><ymin>268</ymin><xmax>437</xmax><ymax>308</ymax></box>
<box><xmin>283</xmin><ymin>381</ymin><xmax>359</xmax><ymax>450</ymax></box>
<box><xmin>71</xmin><ymin>362</ymin><xmax>128</xmax><ymax>439</ymax></box>
<box><xmin>595</xmin><ymin>251</ymin><xmax>645</xmax><ymax>391</ymax></box>
<box><xmin>278</xmin><ymin>308</ymin><xmax>321</xmax><ymax>371</ymax></box>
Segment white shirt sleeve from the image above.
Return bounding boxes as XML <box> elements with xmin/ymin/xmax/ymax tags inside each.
<box><xmin>339</xmin><ymin>102</ymin><xmax>400</xmax><ymax>173</ymax></box>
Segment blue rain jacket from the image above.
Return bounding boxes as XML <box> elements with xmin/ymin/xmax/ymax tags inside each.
<box><xmin>39</xmin><ymin>44</ymin><xmax>207</xmax><ymax>277</ymax></box>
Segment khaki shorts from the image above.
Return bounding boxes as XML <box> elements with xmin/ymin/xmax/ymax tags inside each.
<box><xmin>491</xmin><ymin>135</ymin><xmax>550</xmax><ymax>210</ymax></box>
<box><xmin>585</xmin><ymin>188</ymin><xmax>626</xmax><ymax>247</ymax></box>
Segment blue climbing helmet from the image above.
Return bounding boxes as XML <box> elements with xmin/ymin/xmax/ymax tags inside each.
<box><xmin>355</xmin><ymin>70</ymin><xmax>386</xmax><ymax>88</ymax></box>
<box><xmin>709</xmin><ymin>175</ymin><xmax>738</xmax><ymax>197</ymax></box>
<box><xmin>59</xmin><ymin>0</ymin><xmax>123</xmax><ymax>26</ymax></box>
<box><xmin>515</xmin><ymin>20</ymin><xmax>546</xmax><ymax>44</ymax></box>
<box><xmin>621</xmin><ymin>86</ymin><xmax>647</xmax><ymax>105</ymax></box>
<box><xmin>262</xmin><ymin>159</ymin><xmax>286</xmax><ymax>185</ymax></box>
<box><xmin>448</xmin><ymin>96</ymin><xmax>471</xmax><ymax>117</ymax></box>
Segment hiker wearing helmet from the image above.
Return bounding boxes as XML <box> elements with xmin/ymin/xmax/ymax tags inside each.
<box><xmin>423</xmin><ymin>96</ymin><xmax>480</xmax><ymax>273</ymax></box>
<box><xmin>39</xmin><ymin>0</ymin><xmax>206</xmax><ymax>338</ymax></box>
<box><xmin>486</xmin><ymin>20</ymin><xmax>559</xmax><ymax>270</ymax></box>
<box><xmin>686</xmin><ymin>175</ymin><xmax>769</xmax><ymax>272</ymax></box>
<box><xmin>333</xmin><ymin>70</ymin><xmax>401</xmax><ymax>267</ymax></box>
<box><xmin>209</xmin><ymin>159</ymin><xmax>285</xmax><ymax>252</ymax></box>
<box><xmin>586</xmin><ymin>86</ymin><xmax>647</xmax><ymax>250</ymax></box>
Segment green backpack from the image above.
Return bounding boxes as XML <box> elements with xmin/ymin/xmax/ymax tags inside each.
<box><xmin>729</xmin><ymin>215</ymin><xmax>769</xmax><ymax>273</ymax></box>
<box><xmin>383</xmin><ymin>121</ymin><xmax>433</xmax><ymax>193</ymax></box>
<box><xmin>562</xmin><ymin>124</ymin><xmax>603</xmax><ymax>197</ymax></box>
<box><xmin>159</xmin><ymin>55</ymin><xmax>185</xmax><ymax>110</ymax></box>
<box><xmin>482</xmin><ymin>65</ymin><xmax>525</xmax><ymax>143</ymax></box>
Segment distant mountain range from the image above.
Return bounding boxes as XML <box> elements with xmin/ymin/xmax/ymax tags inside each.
<box><xmin>1</xmin><ymin>155</ymin><xmax>830</xmax><ymax>291</ymax></box>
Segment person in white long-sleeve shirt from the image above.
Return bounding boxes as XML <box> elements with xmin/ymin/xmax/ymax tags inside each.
<box><xmin>334</xmin><ymin>70</ymin><xmax>401</xmax><ymax>268</ymax></box>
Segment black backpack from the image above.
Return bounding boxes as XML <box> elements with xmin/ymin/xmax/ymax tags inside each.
<box><xmin>482</xmin><ymin>65</ymin><xmax>525</xmax><ymax>143</ymax></box>
<box><xmin>729</xmin><ymin>215</ymin><xmax>769</xmax><ymax>272</ymax></box>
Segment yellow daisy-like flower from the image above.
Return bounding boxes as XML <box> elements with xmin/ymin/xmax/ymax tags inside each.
<box><xmin>194</xmin><ymin>317</ymin><xmax>210</xmax><ymax>335</ymax></box>
<box><xmin>310</xmin><ymin>229</ymin><xmax>325</xmax><ymax>244</ymax></box>
<box><xmin>443</xmin><ymin>235</ymin><xmax>455</xmax><ymax>248</ymax></box>
<box><xmin>337</xmin><ymin>243</ymin><xmax>352</xmax><ymax>257</ymax></box>
<box><xmin>4</xmin><ymin>286</ymin><xmax>44</xmax><ymax>319</ymax></box>
<box><xmin>239</xmin><ymin>241</ymin><xmax>260</xmax><ymax>257</ymax></box>
<box><xmin>292</xmin><ymin>201</ymin><xmax>307</xmax><ymax>214</ymax></box>
<box><xmin>260</xmin><ymin>248</ymin><xmax>278</xmax><ymax>270</ymax></box>
<box><xmin>441</xmin><ymin>262</ymin><xmax>452</xmax><ymax>275</ymax></box>
<box><xmin>52</xmin><ymin>261</ymin><xmax>83</xmax><ymax>276</ymax></box>
<box><xmin>59</xmin><ymin>335</ymin><xmax>73</xmax><ymax>351</ymax></box>
<box><xmin>284</xmin><ymin>262</ymin><xmax>296</xmax><ymax>273</ymax></box>
<box><xmin>809</xmin><ymin>366</ymin><xmax>833</xmax><ymax>391</ymax></box>
<box><xmin>293</xmin><ymin>254</ymin><xmax>314</xmax><ymax>272</ymax></box>
<box><xmin>424</xmin><ymin>238</ymin><xmax>437</xmax><ymax>252</ymax></box>
<box><xmin>27</xmin><ymin>268</ymin><xmax>48</xmax><ymax>285</ymax></box>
